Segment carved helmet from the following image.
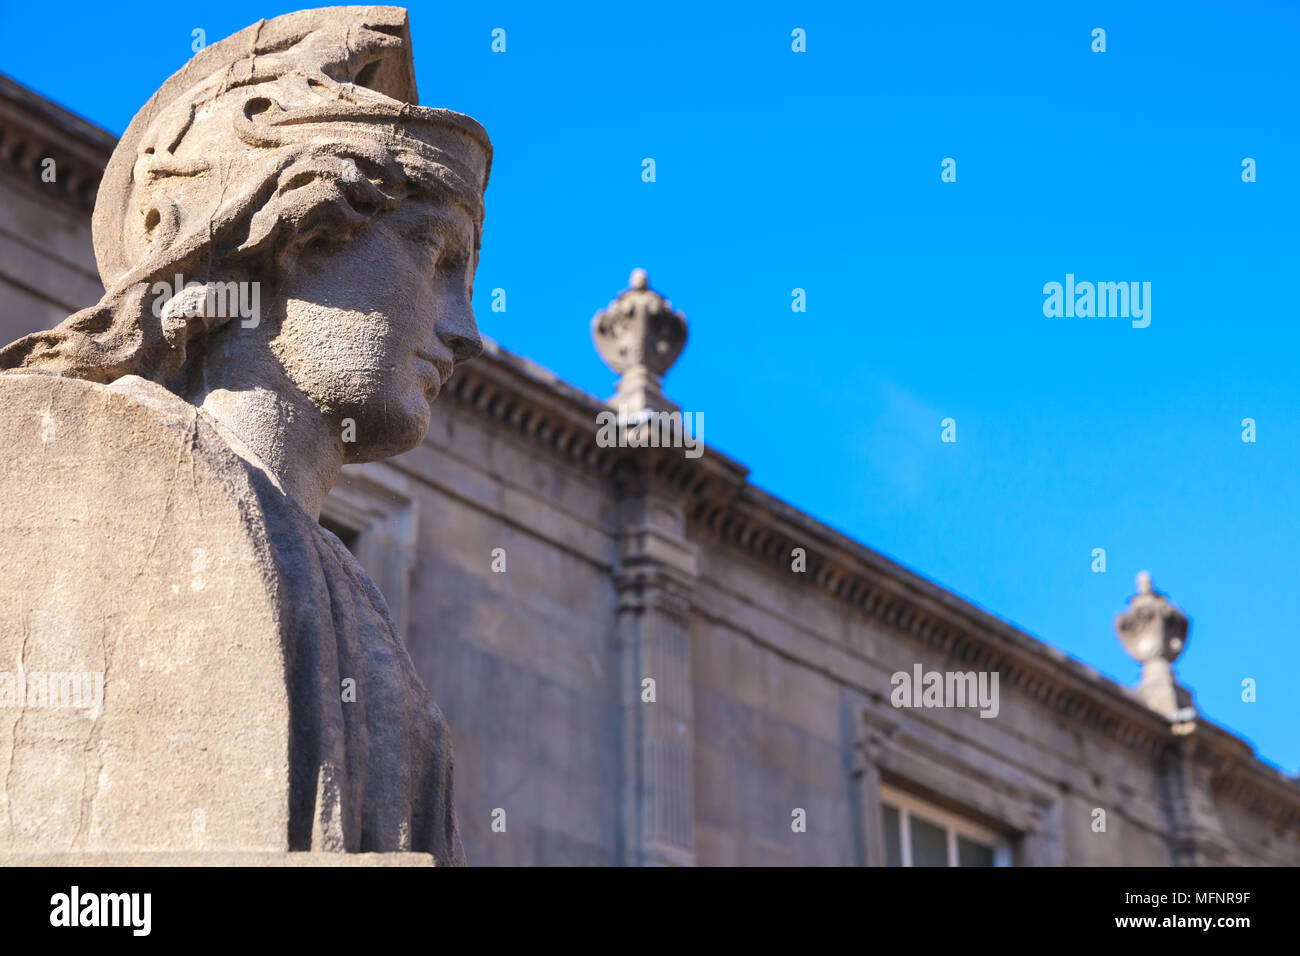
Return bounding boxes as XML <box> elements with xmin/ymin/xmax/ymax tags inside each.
<box><xmin>2</xmin><ymin>5</ymin><xmax>491</xmax><ymax>383</ymax></box>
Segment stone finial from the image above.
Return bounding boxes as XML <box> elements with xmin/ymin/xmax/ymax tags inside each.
<box><xmin>1115</xmin><ymin>571</ymin><xmax>1195</xmax><ymax>721</ymax></box>
<box><xmin>591</xmin><ymin>270</ymin><xmax>687</xmax><ymax>413</ymax></box>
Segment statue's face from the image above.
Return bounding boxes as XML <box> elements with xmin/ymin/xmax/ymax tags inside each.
<box><xmin>272</xmin><ymin>197</ymin><xmax>483</xmax><ymax>461</ymax></box>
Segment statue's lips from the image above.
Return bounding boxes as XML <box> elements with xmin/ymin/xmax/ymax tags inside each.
<box><xmin>415</xmin><ymin>348</ymin><xmax>454</xmax><ymax>396</ymax></box>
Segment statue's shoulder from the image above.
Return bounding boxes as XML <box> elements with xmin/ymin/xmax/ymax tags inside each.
<box><xmin>0</xmin><ymin>372</ymin><xmax>285</xmax><ymax>639</ymax></box>
<box><xmin>0</xmin><ymin>371</ymin><xmax>219</xmax><ymax>455</ymax></box>
<box><xmin>0</xmin><ymin>371</ymin><xmax>270</xmax><ymax>504</ymax></box>
<box><xmin>0</xmin><ymin>370</ymin><xmax>301</xmax><ymax>850</ymax></box>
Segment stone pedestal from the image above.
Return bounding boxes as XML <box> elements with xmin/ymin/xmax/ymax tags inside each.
<box><xmin>0</xmin><ymin>375</ymin><xmax>293</xmax><ymax>854</ymax></box>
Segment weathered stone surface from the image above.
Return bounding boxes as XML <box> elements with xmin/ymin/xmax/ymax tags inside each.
<box><xmin>0</xmin><ymin>6</ymin><xmax>490</xmax><ymax>865</ymax></box>
<box><xmin>0</xmin><ymin>373</ymin><xmax>291</xmax><ymax>853</ymax></box>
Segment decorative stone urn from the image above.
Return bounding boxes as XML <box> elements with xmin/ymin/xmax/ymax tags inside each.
<box><xmin>591</xmin><ymin>268</ymin><xmax>688</xmax><ymax>415</ymax></box>
<box><xmin>1115</xmin><ymin>571</ymin><xmax>1195</xmax><ymax>721</ymax></box>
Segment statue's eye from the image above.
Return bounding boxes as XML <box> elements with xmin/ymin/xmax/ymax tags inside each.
<box><xmin>408</xmin><ymin>231</ymin><xmax>441</xmax><ymax>249</ymax></box>
<box><xmin>406</xmin><ymin>229</ymin><xmax>444</xmax><ymax>268</ymax></box>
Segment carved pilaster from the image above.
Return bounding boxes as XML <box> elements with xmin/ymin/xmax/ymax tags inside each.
<box><xmin>1156</xmin><ymin>737</ymin><xmax>1237</xmax><ymax>866</ymax></box>
<box><xmin>850</xmin><ymin>734</ymin><xmax>887</xmax><ymax>867</ymax></box>
<box><xmin>613</xmin><ymin>468</ymin><xmax>698</xmax><ymax>866</ymax></box>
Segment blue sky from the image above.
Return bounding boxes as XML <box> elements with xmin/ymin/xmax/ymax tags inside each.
<box><xmin>4</xmin><ymin>1</ymin><xmax>1297</xmax><ymax>772</ymax></box>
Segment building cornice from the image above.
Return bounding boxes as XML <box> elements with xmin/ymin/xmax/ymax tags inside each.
<box><xmin>0</xmin><ymin>73</ymin><xmax>116</xmax><ymax>211</ymax></box>
<box><xmin>1189</xmin><ymin>721</ymin><xmax>1300</xmax><ymax>835</ymax></box>
<box><xmin>446</xmin><ymin>338</ymin><xmax>1300</xmax><ymax>831</ymax></box>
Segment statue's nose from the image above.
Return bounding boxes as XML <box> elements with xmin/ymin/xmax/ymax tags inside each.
<box><xmin>436</xmin><ymin>296</ymin><xmax>483</xmax><ymax>363</ymax></box>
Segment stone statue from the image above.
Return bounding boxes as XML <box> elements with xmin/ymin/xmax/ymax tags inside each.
<box><xmin>0</xmin><ymin>7</ymin><xmax>489</xmax><ymax>865</ymax></box>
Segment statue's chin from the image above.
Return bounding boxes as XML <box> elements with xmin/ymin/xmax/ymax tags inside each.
<box><xmin>341</xmin><ymin>399</ymin><xmax>431</xmax><ymax>464</ymax></box>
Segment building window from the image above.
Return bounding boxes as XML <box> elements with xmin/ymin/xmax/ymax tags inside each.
<box><xmin>879</xmin><ymin>785</ymin><xmax>1011</xmax><ymax>867</ymax></box>
<box><xmin>318</xmin><ymin>462</ymin><xmax>418</xmax><ymax>644</ymax></box>
<box><xmin>319</xmin><ymin>515</ymin><xmax>362</xmax><ymax>555</ymax></box>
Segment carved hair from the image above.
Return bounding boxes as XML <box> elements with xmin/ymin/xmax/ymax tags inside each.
<box><xmin>0</xmin><ymin>7</ymin><xmax>490</xmax><ymax>385</ymax></box>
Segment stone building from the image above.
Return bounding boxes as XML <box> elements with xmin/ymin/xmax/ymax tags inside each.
<box><xmin>2</xmin><ymin>74</ymin><xmax>1298</xmax><ymax>866</ymax></box>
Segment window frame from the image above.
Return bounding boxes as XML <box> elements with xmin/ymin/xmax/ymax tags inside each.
<box><xmin>319</xmin><ymin>462</ymin><xmax>418</xmax><ymax>645</ymax></box>
<box><xmin>880</xmin><ymin>783</ymin><xmax>1012</xmax><ymax>867</ymax></box>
